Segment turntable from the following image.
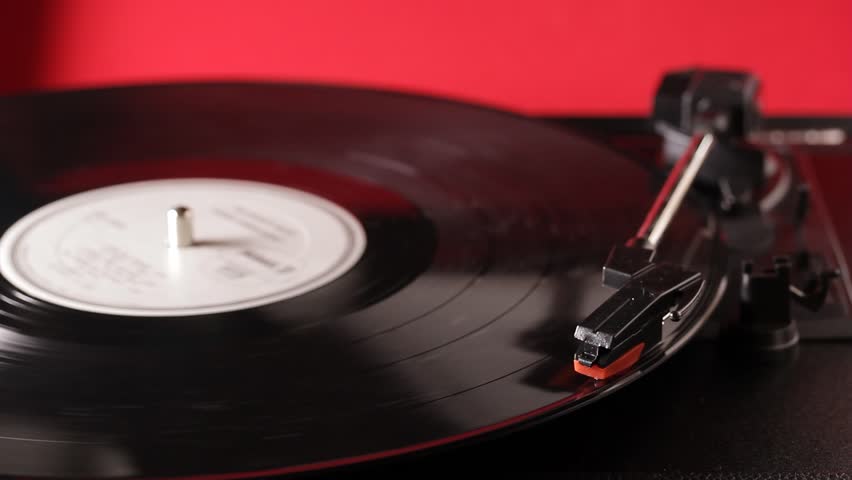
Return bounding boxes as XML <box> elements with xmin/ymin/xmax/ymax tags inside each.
<box><xmin>0</xmin><ymin>69</ymin><xmax>849</xmax><ymax>477</ymax></box>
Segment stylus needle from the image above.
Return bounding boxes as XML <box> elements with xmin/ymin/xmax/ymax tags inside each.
<box><xmin>572</xmin><ymin>133</ymin><xmax>714</xmax><ymax>380</ymax></box>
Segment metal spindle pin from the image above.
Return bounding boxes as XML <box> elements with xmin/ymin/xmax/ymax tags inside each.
<box><xmin>166</xmin><ymin>206</ymin><xmax>194</xmax><ymax>248</ymax></box>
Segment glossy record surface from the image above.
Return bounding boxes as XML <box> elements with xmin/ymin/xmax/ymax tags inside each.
<box><xmin>0</xmin><ymin>84</ymin><xmax>718</xmax><ymax>477</ymax></box>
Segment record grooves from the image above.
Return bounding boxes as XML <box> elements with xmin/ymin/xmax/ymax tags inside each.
<box><xmin>0</xmin><ymin>83</ymin><xmax>722</xmax><ymax>478</ymax></box>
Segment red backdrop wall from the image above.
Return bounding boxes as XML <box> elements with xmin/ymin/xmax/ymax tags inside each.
<box><xmin>1</xmin><ymin>0</ymin><xmax>851</xmax><ymax>115</ymax></box>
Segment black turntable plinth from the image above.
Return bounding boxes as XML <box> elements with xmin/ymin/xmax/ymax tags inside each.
<box><xmin>384</xmin><ymin>113</ymin><xmax>852</xmax><ymax>475</ymax></box>
<box><xmin>0</xmin><ymin>69</ymin><xmax>848</xmax><ymax>478</ymax></box>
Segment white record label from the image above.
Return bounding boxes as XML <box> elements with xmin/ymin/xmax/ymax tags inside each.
<box><xmin>0</xmin><ymin>178</ymin><xmax>367</xmax><ymax>317</ymax></box>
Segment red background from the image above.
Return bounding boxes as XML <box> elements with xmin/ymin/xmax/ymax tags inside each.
<box><xmin>1</xmin><ymin>0</ymin><xmax>851</xmax><ymax>115</ymax></box>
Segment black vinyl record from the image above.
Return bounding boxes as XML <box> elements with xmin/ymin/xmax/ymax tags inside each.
<box><xmin>0</xmin><ymin>84</ymin><xmax>725</xmax><ymax>478</ymax></box>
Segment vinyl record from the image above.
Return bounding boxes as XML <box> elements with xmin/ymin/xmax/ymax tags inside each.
<box><xmin>0</xmin><ymin>84</ymin><xmax>725</xmax><ymax>478</ymax></box>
